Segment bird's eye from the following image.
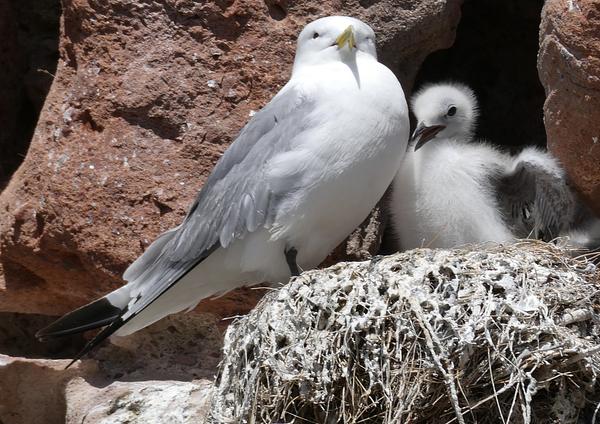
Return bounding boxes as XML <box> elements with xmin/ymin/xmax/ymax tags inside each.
<box><xmin>447</xmin><ymin>106</ymin><xmax>457</xmax><ymax>117</ymax></box>
<box><xmin>312</xmin><ymin>32</ymin><xmax>319</xmax><ymax>39</ymax></box>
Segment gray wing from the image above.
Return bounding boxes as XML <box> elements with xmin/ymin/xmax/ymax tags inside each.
<box><xmin>168</xmin><ymin>86</ymin><xmax>316</xmax><ymax>261</ymax></box>
<box><xmin>120</xmin><ymin>85</ymin><xmax>316</xmax><ymax>318</ymax></box>
<box><xmin>495</xmin><ymin>160</ymin><xmax>576</xmax><ymax>241</ymax></box>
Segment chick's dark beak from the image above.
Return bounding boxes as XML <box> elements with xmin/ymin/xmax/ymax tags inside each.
<box><xmin>411</xmin><ymin>122</ymin><xmax>446</xmax><ymax>151</ymax></box>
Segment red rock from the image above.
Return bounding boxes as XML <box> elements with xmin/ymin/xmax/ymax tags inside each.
<box><xmin>538</xmin><ymin>0</ymin><xmax>600</xmax><ymax>214</ymax></box>
<box><xmin>0</xmin><ymin>0</ymin><xmax>462</xmax><ymax>318</ymax></box>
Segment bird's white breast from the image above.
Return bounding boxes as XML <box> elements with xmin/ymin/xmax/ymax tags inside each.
<box><xmin>392</xmin><ymin>140</ymin><xmax>513</xmax><ymax>249</ymax></box>
<box><xmin>270</xmin><ymin>56</ymin><xmax>409</xmax><ymax>268</ymax></box>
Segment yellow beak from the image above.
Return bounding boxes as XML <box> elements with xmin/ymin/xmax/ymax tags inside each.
<box><xmin>336</xmin><ymin>25</ymin><xmax>356</xmax><ymax>50</ymax></box>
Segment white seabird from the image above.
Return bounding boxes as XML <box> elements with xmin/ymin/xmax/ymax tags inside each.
<box><xmin>390</xmin><ymin>82</ymin><xmax>598</xmax><ymax>251</ymax></box>
<box><xmin>38</xmin><ymin>16</ymin><xmax>410</xmax><ymax>364</ymax></box>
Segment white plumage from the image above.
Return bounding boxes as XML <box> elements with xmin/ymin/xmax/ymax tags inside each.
<box><xmin>390</xmin><ymin>82</ymin><xmax>598</xmax><ymax>251</ymax></box>
<box><xmin>38</xmin><ymin>16</ymin><xmax>410</xmax><ymax>363</ymax></box>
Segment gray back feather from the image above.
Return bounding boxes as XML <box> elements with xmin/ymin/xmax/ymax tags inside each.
<box><xmin>167</xmin><ymin>86</ymin><xmax>315</xmax><ymax>261</ymax></box>
<box><xmin>123</xmin><ymin>226</ymin><xmax>179</xmax><ymax>282</ymax></box>
<box><xmin>495</xmin><ymin>160</ymin><xmax>577</xmax><ymax>241</ymax></box>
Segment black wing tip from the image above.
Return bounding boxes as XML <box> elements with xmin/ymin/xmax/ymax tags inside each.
<box><xmin>64</xmin><ymin>318</ymin><xmax>124</xmax><ymax>369</ymax></box>
<box><xmin>36</xmin><ymin>297</ymin><xmax>123</xmax><ymax>341</ymax></box>
<box><xmin>35</xmin><ymin>330</ymin><xmax>50</xmax><ymax>343</ymax></box>
<box><xmin>64</xmin><ymin>357</ymin><xmax>78</xmax><ymax>370</ymax></box>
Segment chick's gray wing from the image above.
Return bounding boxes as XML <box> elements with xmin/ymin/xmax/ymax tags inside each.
<box><xmin>495</xmin><ymin>162</ymin><xmax>536</xmax><ymax>238</ymax></box>
<box><xmin>495</xmin><ymin>160</ymin><xmax>575</xmax><ymax>241</ymax></box>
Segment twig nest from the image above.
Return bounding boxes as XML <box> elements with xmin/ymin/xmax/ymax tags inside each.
<box><xmin>209</xmin><ymin>242</ymin><xmax>600</xmax><ymax>423</ymax></box>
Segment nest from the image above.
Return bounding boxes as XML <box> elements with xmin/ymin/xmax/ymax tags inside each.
<box><xmin>209</xmin><ymin>242</ymin><xmax>600</xmax><ymax>423</ymax></box>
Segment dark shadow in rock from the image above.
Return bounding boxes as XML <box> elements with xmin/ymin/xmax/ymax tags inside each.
<box><xmin>0</xmin><ymin>312</ymin><xmax>87</xmax><ymax>359</ymax></box>
<box><xmin>265</xmin><ymin>0</ymin><xmax>287</xmax><ymax>21</ymax></box>
<box><xmin>114</xmin><ymin>106</ymin><xmax>184</xmax><ymax>141</ymax></box>
<box><xmin>0</xmin><ymin>0</ymin><xmax>61</xmax><ymax>190</ymax></box>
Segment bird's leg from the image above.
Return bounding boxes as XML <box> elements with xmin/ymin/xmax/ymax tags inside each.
<box><xmin>284</xmin><ymin>247</ymin><xmax>301</xmax><ymax>277</ymax></box>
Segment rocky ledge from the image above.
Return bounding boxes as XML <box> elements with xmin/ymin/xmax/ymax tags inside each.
<box><xmin>3</xmin><ymin>242</ymin><xmax>598</xmax><ymax>423</ymax></box>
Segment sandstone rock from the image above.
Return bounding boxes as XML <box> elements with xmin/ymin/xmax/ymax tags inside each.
<box><xmin>0</xmin><ymin>0</ymin><xmax>462</xmax><ymax>318</ymax></box>
<box><xmin>65</xmin><ymin>378</ymin><xmax>213</xmax><ymax>424</ymax></box>
<box><xmin>0</xmin><ymin>354</ymin><xmax>213</xmax><ymax>424</ymax></box>
<box><xmin>538</xmin><ymin>0</ymin><xmax>600</xmax><ymax>214</ymax></box>
<box><xmin>0</xmin><ymin>355</ymin><xmax>97</xmax><ymax>424</ymax></box>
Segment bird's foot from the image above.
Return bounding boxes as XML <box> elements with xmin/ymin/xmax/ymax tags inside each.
<box><xmin>284</xmin><ymin>247</ymin><xmax>301</xmax><ymax>277</ymax></box>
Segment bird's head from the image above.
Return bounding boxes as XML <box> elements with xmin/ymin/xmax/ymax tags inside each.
<box><xmin>409</xmin><ymin>83</ymin><xmax>479</xmax><ymax>151</ymax></box>
<box><xmin>293</xmin><ymin>16</ymin><xmax>377</xmax><ymax>72</ymax></box>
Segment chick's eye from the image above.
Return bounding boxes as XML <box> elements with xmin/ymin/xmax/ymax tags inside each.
<box><xmin>312</xmin><ymin>32</ymin><xmax>319</xmax><ymax>39</ymax></box>
<box><xmin>447</xmin><ymin>106</ymin><xmax>457</xmax><ymax>117</ymax></box>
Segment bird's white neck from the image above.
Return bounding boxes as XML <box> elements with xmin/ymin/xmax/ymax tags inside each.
<box><xmin>292</xmin><ymin>50</ymin><xmax>375</xmax><ymax>79</ymax></box>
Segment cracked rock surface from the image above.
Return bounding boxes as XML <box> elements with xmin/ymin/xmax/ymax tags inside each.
<box><xmin>538</xmin><ymin>0</ymin><xmax>600</xmax><ymax>214</ymax></box>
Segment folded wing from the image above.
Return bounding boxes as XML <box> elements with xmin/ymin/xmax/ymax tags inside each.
<box><xmin>36</xmin><ymin>84</ymin><xmax>316</xmax><ymax>364</ymax></box>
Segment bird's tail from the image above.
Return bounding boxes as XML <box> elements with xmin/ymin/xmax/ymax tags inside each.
<box><xmin>36</xmin><ymin>298</ymin><xmax>121</xmax><ymax>341</ymax></box>
<box><xmin>35</xmin><ymin>227</ymin><xmax>182</xmax><ymax>367</ymax></box>
<box><xmin>35</xmin><ymin>286</ymin><xmax>130</xmax><ymax>368</ymax></box>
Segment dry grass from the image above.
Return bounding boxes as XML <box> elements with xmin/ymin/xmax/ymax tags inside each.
<box><xmin>209</xmin><ymin>242</ymin><xmax>600</xmax><ymax>423</ymax></box>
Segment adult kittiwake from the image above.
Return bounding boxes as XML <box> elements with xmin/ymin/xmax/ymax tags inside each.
<box><xmin>390</xmin><ymin>82</ymin><xmax>598</xmax><ymax>250</ymax></box>
<box><xmin>37</xmin><ymin>16</ymin><xmax>410</xmax><ymax>365</ymax></box>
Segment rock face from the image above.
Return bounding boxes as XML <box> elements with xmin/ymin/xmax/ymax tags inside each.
<box><xmin>211</xmin><ymin>243</ymin><xmax>600</xmax><ymax>423</ymax></box>
<box><xmin>65</xmin><ymin>378</ymin><xmax>213</xmax><ymax>424</ymax></box>
<box><xmin>0</xmin><ymin>356</ymin><xmax>97</xmax><ymax>424</ymax></box>
<box><xmin>538</xmin><ymin>0</ymin><xmax>600</xmax><ymax>214</ymax></box>
<box><xmin>0</xmin><ymin>0</ymin><xmax>462</xmax><ymax>318</ymax></box>
<box><xmin>0</xmin><ymin>354</ymin><xmax>215</xmax><ymax>424</ymax></box>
